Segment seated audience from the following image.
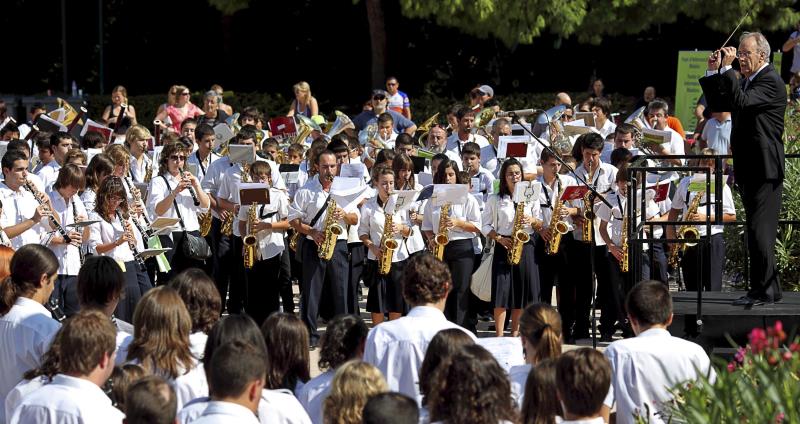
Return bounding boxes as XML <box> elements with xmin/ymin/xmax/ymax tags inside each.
<box><xmin>323</xmin><ymin>360</ymin><xmax>388</xmax><ymax>424</ymax></box>
<box><xmin>261</xmin><ymin>312</ymin><xmax>311</xmax><ymax>394</ymax></box>
<box><xmin>124</xmin><ymin>375</ymin><xmax>177</xmax><ymax>424</ymax></box>
<box><xmin>556</xmin><ymin>348</ymin><xmax>611</xmax><ymax>424</ymax></box>
<box><xmin>520</xmin><ymin>358</ymin><xmax>562</xmax><ymax>424</ymax></box>
<box><xmin>168</xmin><ymin>268</ymin><xmax>222</xmax><ymax>359</ymax></box>
<box><xmin>362</xmin><ymin>392</ymin><xmax>420</xmax><ymax>424</ymax></box>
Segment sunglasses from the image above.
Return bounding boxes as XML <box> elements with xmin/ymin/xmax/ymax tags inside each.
<box><xmin>386</xmin><ymin>82</ymin><xmax>397</xmax><ymax>86</ymax></box>
<box><xmin>373</xmin><ymin>95</ymin><xmax>386</xmax><ymax>100</ymax></box>
<box><xmin>169</xmin><ymin>155</ymin><xmax>187</xmax><ymax>161</ymax></box>
<box><xmin>469</xmin><ymin>91</ymin><xmax>485</xmax><ymax>98</ymax></box>
<box><xmin>180</xmin><ymin>92</ymin><xmax>190</xmax><ymax>96</ymax></box>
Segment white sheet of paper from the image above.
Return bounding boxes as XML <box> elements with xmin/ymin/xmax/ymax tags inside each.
<box><xmin>417</xmin><ymin>172</ymin><xmax>433</xmax><ymax>187</ymax></box>
<box><xmin>136</xmin><ymin>248</ymin><xmax>172</xmax><ymax>260</ymax></box>
<box><xmin>213</xmin><ymin>123</ymin><xmax>234</xmax><ymax>149</ymax></box>
<box><xmin>331</xmin><ymin>177</ymin><xmax>370</xmax><ymax>211</ymax></box>
<box><xmin>476</xmin><ymin>337</ymin><xmax>525</xmax><ymax>372</ymax></box>
<box><xmin>86</xmin><ymin>148</ymin><xmax>102</xmax><ymax>164</ymax></box>
<box><xmin>641</xmin><ymin>128</ymin><xmax>671</xmax><ymax>145</ymax></box>
<box><xmin>282</xmin><ymin>171</ymin><xmax>299</xmax><ymax>184</ymax></box>
<box><xmin>513</xmin><ymin>181</ymin><xmax>541</xmax><ymax>203</ymax></box>
<box><xmin>228</xmin><ymin>144</ymin><xmax>255</xmax><ymax>165</ymax></box>
<box><xmin>340</xmin><ymin>163</ymin><xmax>366</xmax><ymax>179</ymax></box>
<box><xmin>385</xmin><ymin>190</ymin><xmax>420</xmax><ymax>214</ymax></box>
<box><xmin>431</xmin><ymin>184</ymin><xmax>469</xmax><ymax>207</ymax></box>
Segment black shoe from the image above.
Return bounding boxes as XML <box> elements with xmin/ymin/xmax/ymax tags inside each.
<box><xmin>573</xmin><ymin>329</ymin><xmax>590</xmax><ymax>340</ymax></box>
<box><xmin>733</xmin><ymin>295</ymin><xmax>768</xmax><ymax>306</ymax></box>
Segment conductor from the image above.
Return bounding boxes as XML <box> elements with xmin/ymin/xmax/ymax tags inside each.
<box><xmin>699</xmin><ymin>32</ymin><xmax>786</xmax><ymax>306</ymax></box>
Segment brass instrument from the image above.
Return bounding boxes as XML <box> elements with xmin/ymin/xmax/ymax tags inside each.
<box><xmin>144</xmin><ymin>163</ymin><xmax>153</xmax><ymax>184</ymax></box>
<box><xmin>243</xmin><ymin>202</ymin><xmax>258</xmax><ymax>269</ymax></box>
<box><xmin>472</xmin><ymin>108</ymin><xmax>496</xmax><ymax>145</ymax></box>
<box><xmin>432</xmin><ymin>203</ymin><xmax>451</xmax><ymax>261</ymax></box>
<box><xmin>318</xmin><ymin>197</ymin><xmax>344</xmax><ymax>261</ymax></box>
<box><xmin>378</xmin><ymin>212</ymin><xmax>399</xmax><ymax>275</ymax></box>
<box><xmin>546</xmin><ymin>186</ymin><xmax>569</xmax><ymax>255</ymax></box>
<box><xmin>508</xmin><ymin>201</ymin><xmax>531</xmax><ymax>266</ymax></box>
<box><xmin>414</xmin><ymin>112</ymin><xmax>440</xmax><ymax>146</ymax></box>
<box><xmin>288</xmin><ymin>230</ymin><xmax>300</xmax><ymax>251</ymax></box>
<box><xmin>668</xmin><ymin>190</ymin><xmax>704</xmax><ymax>267</ymax></box>
<box><xmin>293</xmin><ymin>114</ymin><xmax>321</xmax><ymax>145</ymax></box>
<box><xmin>324</xmin><ymin>111</ymin><xmax>355</xmax><ymax>140</ymax></box>
<box><xmin>620</xmin><ymin>205</ymin><xmax>629</xmax><ymax>273</ymax></box>
<box><xmin>199</xmin><ymin>212</ymin><xmax>212</xmax><ymax>237</ymax></box>
<box><xmin>581</xmin><ymin>164</ymin><xmax>597</xmax><ymax>243</ymax></box>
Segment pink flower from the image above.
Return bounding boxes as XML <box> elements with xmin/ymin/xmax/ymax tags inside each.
<box><xmin>727</xmin><ymin>362</ymin><xmax>736</xmax><ymax>373</ymax></box>
<box><xmin>783</xmin><ymin>351</ymin><xmax>793</xmax><ymax>362</ymax></box>
<box><xmin>790</xmin><ymin>343</ymin><xmax>800</xmax><ymax>352</ymax></box>
<box><xmin>735</xmin><ymin>347</ymin><xmax>746</xmax><ymax>363</ymax></box>
<box><xmin>776</xmin><ymin>412</ymin><xmax>785</xmax><ymax>423</ymax></box>
<box><xmin>768</xmin><ymin>354</ymin><xmax>780</xmax><ymax>366</ymax></box>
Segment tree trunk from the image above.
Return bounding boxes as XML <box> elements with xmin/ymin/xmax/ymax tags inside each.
<box><xmin>365</xmin><ymin>0</ymin><xmax>386</xmax><ymax>90</ymax></box>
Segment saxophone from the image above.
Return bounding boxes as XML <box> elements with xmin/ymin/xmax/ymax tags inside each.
<box><xmin>144</xmin><ymin>163</ymin><xmax>153</xmax><ymax>183</ymax></box>
<box><xmin>221</xmin><ymin>163</ymin><xmax>251</xmax><ymax>236</ymax></box>
<box><xmin>198</xmin><ymin>211</ymin><xmax>212</xmax><ymax>237</ymax></box>
<box><xmin>432</xmin><ymin>203</ymin><xmax>451</xmax><ymax>261</ymax></box>
<box><xmin>508</xmin><ymin>201</ymin><xmax>531</xmax><ymax>265</ymax></box>
<box><xmin>546</xmin><ymin>186</ymin><xmax>569</xmax><ymax>255</ymax></box>
<box><xmin>318</xmin><ymin>198</ymin><xmax>344</xmax><ymax>260</ymax></box>
<box><xmin>620</xmin><ymin>205</ymin><xmax>629</xmax><ymax>273</ymax></box>
<box><xmin>243</xmin><ymin>202</ymin><xmax>258</xmax><ymax>269</ymax></box>
<box><xmin>581</xmin><ymin>164</ymin><xmax>596</xmax><ymax>243</ymax></box>
<box><xmin>668</xmin><ymin>190</ymin><xmax>704</xmax><ymax>267</ymax></box>
<box><xmin>378</xmin><ymin>212</ymin><xmax>399</xmax><ymax>275</ymax></box>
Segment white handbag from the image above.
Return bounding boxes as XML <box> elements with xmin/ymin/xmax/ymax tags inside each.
<box><xmin>471</xmin><ymin>196</ymin><xmax>497</xmax><ymax>302</ymax></box>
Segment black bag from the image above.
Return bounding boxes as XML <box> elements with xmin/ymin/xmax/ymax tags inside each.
<box><xmin>163</xmin><ymin>176</ymin><xmax>212</xmax><ymax>261</ymax></box>
<box><xmin>295</xmin><ymin>194</ymin><xmax>330</xmax><ymax>264</ymax></box>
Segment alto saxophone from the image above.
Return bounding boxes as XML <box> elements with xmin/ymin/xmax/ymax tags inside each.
<box><xmin>144</xmin><ymin>163</ymin><xmax>153</xmax><ymax>183</ymax></box>
<box><xmin>668</xmin><ymin>190</ymin><xmax>704</xmax><ymax>267</ymax></box>
<box><xmin>620</xmin><ymin>206</ymin><xmax>629</xmax><ymax>273</ymax></box>
<box><xmin>318</xmin><ymin>197</ymin><xmax>344</xmax><ymax>261</ymax></box>
<box><xmin>432</xmin><ymin>203</ymin><xmax>451</xmax><ymax>261</ymax></box>
<box><xmin>546</xmin><ymin>187</ymin><xmax>569</xmax><ymax>255</ymax></box>
<box><xmin>243</xmin><ymin>202</ymin><xmax>258</xmax><ymax>269</ymax></box>
<box><xmin>378</xmin><ymin>212</ymin><xmax>399</xmax><ymax>275</ymax></box>
<box><xmin>582</xmin><ymin>164</ymin><xmax>596</xmax><ymax>243</ymax></box>
<box><xmin>508</xmin><ymin>201</ymin><xmax>531</xmax><ymax>265</ymax></box>
<box><xmin>222</xmin><ymin>162</ymin><xmax>251</xmax><ymax>236</ymax></box>
<box><xmin>198</xmin><ymin>211</ymin><xmax>212</xmax><ymax>237</ymax></box>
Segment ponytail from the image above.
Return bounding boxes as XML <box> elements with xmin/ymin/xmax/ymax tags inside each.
<box><xmin>519</xmin><ymin>304</ymin><xmax>563</xmax><ymax>364</ymax></box>
<box><xmin>0</xmin><ymin>276</ymin><xmax>17</xmax><ymax>315</ymax></box>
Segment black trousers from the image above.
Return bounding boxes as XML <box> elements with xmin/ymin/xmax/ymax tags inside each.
<box><xmin>442</xmin><ymin>239</ymin><xmax>477</xmax><ymax>331</ymax></box>
<box><xmin>300</xmin><ymin>239</ymin><xmax>349</xmax><ymax>344</ymax></box>
<box><xmin>52</xmin><ymin>275</ymin><xmax>79</xmax><ymax>317</ymax></box>
<box><xmin>115</xmin><ymin>260</ymin><xmax>153</xmax><ymax>323</ymax></box>
<box><xmin>278</xmin><ymin>242</ymin><xmax>294</xmax><ymax>313</ymax></box>
<box><xmin>228</xmin><ymin>236</ymin><xmax>246</xmax><ymax>314</ymax></box>
<box><xmin>649</xmin><ymin>235</ymin><xmax>669</xmax><ymax>284</ymax></box>
<box><xmin>564</xmin><ymin>239</ymin><xmax>610</xmax><ymax>337</ymax></box>
<box><xmin>245</xmin><ymin>253</ymin><xmax>283</xmax><ymax>327</ymax></box>
<box><xmin>740</xmin><ymin>180</ymin><xmax>782</xmax><ymax>301</ymax></box>
<box><xmin>209</xmin><ymin>217</ymin><xmax>234</xmax><ymax>308</ymax></box>
<box><xmin>682</xmin><ymin>233</ymin><xmax>725</xmax><ymax>292</ymax></box>
<box><xmin>534</xmin><ymin>232</ymin><xmax>573</xmax><ymax>305</ymax></box>
<box><xmin>348</xmin><ymin>243</ymin><xmax>366</xmax><ymax>314</ymax></box>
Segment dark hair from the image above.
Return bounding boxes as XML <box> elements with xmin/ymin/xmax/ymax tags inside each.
<box><xmin>392</xmin><ymin>153</ymin><xmax>415</xmax><ymax>189</ymax></box>
<box><xmin>328</xmin><ymin>139</ymin><xmax>349</xmax><ymax>154</ymax></box>
<box><xmin>610</xmin><ymin>148</ymin><xmax>633</xmax><ymax>169</ymax></box>
<box><xmin>615</xmin><ymin>163</ymin><xmax>631</xmax><ymax>184</ymax></box>
<box><xmin>235</xmin><ymin>125</ymin><xmax>258</xmax><ymax>144</ymax></box>
<box><xmin>50</xmin><ymin>131</ymin><xmax>76</xmax><ymax>150</ymax></box>
<box><xmin>394</xmin><ymin>133</ymin><xmax>414</xmax><ymax>148</ymax></box>
<box><xmin>431</xmin><ymin>153</ymin><xmax>449</xmax><ymax>164</ymax></box>
<box><xmin>432</xmin><ymin>158</ymin><xmax>457</xmax><ymax>184</ymax></box>
<box><xmin>59</xmin><ymin>309</ymin><xmax>117</xmax><ymax>376</ymax></box>
<box><xmin>181</xmin><ymin>117</ymin><xmax>198</xmax><ymax>129</ymax></box>
<box><xmin>95</xmin><ymin>176</ymin><xmax>129</xmax><ymax>219</ymax></box>
<box><xmin>287</xmin><ymin>143</ymin><xmax>304</xmax><ymax>157</ymax></box>
<box><xmin>498</xmin><ymin>158</ymin><xmax>523</xmax><ymax>197</ymax></box>
<box><xmin>318</xmin><ymin>314</ymin><xmax>369</xmax><ymax>371</ymax></box>
<box><xmin>1</xmin><ymin>149</ymin><xmax>27</xmax><ymax>173</ymax></box>
<box><xmin>460</xmin><ymin>141</ymin><xmax>481</xmax><ymax>158</ymax></box>
<box><xmin>540</xmin><ymin>148</ymin><xmax>559</xmax><ymax>164</ymax></box>
<box><xmin>519</xmin><ymin>304</ymin><xmax>562</xmax><ymax>364</ymax></box>
<box><xmin>456</xmin><ymin>106</ymin><xmax>475</xmax><ymax>121</ymax></box>
<box><xmin>109</xmin><ymin>364</ymin><xmax>146</xmax><ymax>413</ymax></box>
<box><xmin>77</xmin><ymin>256</ymin><xmax>125</xmax><ymax>310</ymax></box>
<box><xmin>371</xmin><ymin>164</ymin><xmax>394</xmax><ymax>184</ymax></box>
<box><xmin>457</xmin><ymin>171</ymin><xmax>471</xmax><ymax>185</ymax></box>
<box><xmin>65</xmin><ymin>148</ymin><xmax>87</xmax><ymax>166</ymax></box>
<box><xmin>556</xmin><ymin>348</ymin><xmax>611</xmax><ymax>418</ymax></box>
<box><xmin>402</xmin><ymin>253</ymin><xmax>450</xmax><ymax>305</ymax></box>
<box><xmin>578</xmin><ymin>132</ymin><xmax>605</xmax><ymax>152</ymax></box>
<box><xmin>82</xmin><ymin>131</ymin><xmax>106</xmax><ymax>149</ymax></box>
<box><xmin>262</xmin><ymin>137</ymin><xmax>280</xmax><ymax>152</ymax></box>
<box><xmin>53</xmin><ymin>163</ymin><xmax>86</xmax><ymax>191</ymax></box>
<box><xmin>590</xmin><ymin>97</ymin><xmax>611</xmax><ymax>116</ymax></box>
<box><xmin>203</xmin><ymin>314</ymin><xmax>266</xmax><ymax>371</ymax></box>
<box><xmin>0</xmin><ymin>122</ymin><xmax>19</xmax><ymax>137</ymax></box>
<box><xmin>419</xmin><ymin>329</ymin><xmax>475</xmax><ymax>406</ymax></box>
<box><xmin>521</xmin><ymin>359</ymin><xmax>562</xmax><ymax>424</ymax></box>
<box><xmin>85</xmin><ymin>153</ymin><xmax>115</xmax><ymax>191</ymax></box>
<box><xmin>124</xmin><ymin>375</ymin><xmax>177</xmax><ymax>424</ymax></box>
<box><xmin>7</xmin><ymin>139</ymin><xmax>31</xmax><ymax>155</ymax></box>
<box><xmin>377</xmin><ymin>112</ymin><xmax>394</xmax><ymax>125</ymax></box>
<box><xmin>0</xmin><ymin>244</ymin><xmax>59</xmax><ymax>315</ymax></box>
<box><xmin>614</xmin><ymin>122</ymin><xmax>637</xmax><ymax>137</ymax></box>
<box><xmin>446</xmin><ymin>103</ymin><xmax>462</xmax><ymax>117</ymax></box>
<box><xmin>647</xmin><ymin>99</ymin><xmax>670</xmax><ymax>115</ymax></box>
<box><xmin>208</xmin><ymin>340</ymin><xmax>267</xmax><ymax>398</ymax></box>
<box><xmin>195</xmin><ymin>123</ymin><xmax>214</xmax><ymax>141</ymax></box>
<box><xmin>428</xmin><ymin>344</ymin><xmax>518</xmax><ymax>424</ymax></box>
<box><xmin>158</xmin><ymin>141</ymin><xmax>188</xmax><ymax>176</ymax></box>
<box><xmin>375</xmin><ymin>149</ymin><xmax>395</xmax><ymax>167</ymax></box>
<box><xmin>316</xmin><ymin>149</ymin><xmax>336</xmax><ymax>165</ymax></box>
<box><xmin>626</xmin><ymin>280</ymin><xmax>672</xmax><ymax>327</ymax></box>
<box><xmin>168</xmin><ymin>268</ymin><xmax>221</xmax><ymax>334</ymax></box>
<box><xmin>362</xmin><ymin>392</ymin><xmax>420</xmax><ymax>424</ymax></box>
<box><xmin>261</xmin><ymin>313</ymin><xmax>310</xmax><ymax>390</ymax></box>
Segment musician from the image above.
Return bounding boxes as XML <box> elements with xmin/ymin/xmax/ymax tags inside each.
<box><xmin>359</xmin><ymin>167</ymin><xmax>413</xmax><ymax>324</ymax></box>
<box><xmin>646</xmin><ymin>100</ymin><xmax>685</xmax><ymax>178</ymax></box>
<box><xmin>289</xmin><ymin>150</ymin><xmax>360</xmax><ymax>346</ymax></box>
<box><xmin>64</xmin><ymin>148</ymin><xmax>87</xmax><ymax>167</ymax></box>
<box><xmin>392</xmin><ymin>153</ymin><xmax>426</xmax><ymax>256</ymax></box>
<box><xmin>0</xmin><ymin>122</ymin><xmax>20</xmax><ymax>141</ymax></box>
<box><xmin>181</xmin><ymin>117</ymin><xmax>198</xmax><ymax>151</ymax></box>
<box><xmin>6</xmin><ymin>139</ymin><xmax>46</xmax><ymax>193</ymax></box>
<box><xmin>421</xmin><ymin>158</ymin><xmax>481</xmax><ymax>329</ymax></box>
<box><xmin>481</xmin><ymin>158</ymin><xmax>543</xmax><ymax>337</ymax></box>
<box><xmin>0</xmin><ymin>150</ymin><xmax>51</xmax><ymax>249</ymax></box>
<box><xmin>187</xmin><ymin>124</ymin><xmax>221</xmax><ymax>183</ymax></box>
<box><xmin>667</xmin><ymin>149</ymin><xmax>736</xmax><ymax>292</ymax></box>
<box><xmin>535</xmin><ymin>149</ymin><xmax>577</xmax><ymax>308</ymax></box>
<box><xmin>36</xmin><ymin>132</ymin><xmax>75</xmax><ymax>189</ymax></box>
<box><xmin>46</xmin><ymin>164</ymin><xmax>88</xmax><ymax>317</ymax></box>
<box><xmin>237</xmin><ymin>161</ymin><xmax>290</xmax><ymax>326</ymax></box>
<box><xmin>591</xmin><ymin>97</ymin><xmax>617</xmax><ymax>138</ymax></box>
<box><xmin>196</xmin><ymin>90</ymin><xmax>230</xmax><ymax>128</ymax></box>
<box><xmin>445</xmin><ymin>106</ymin><xmax>497</xmax><ymax>173</ymax></box>
<box><xmin>102</xmin><ymin>85</ymin><xmax>137</xmax><ymax>133</ymax></box>
<box><xmin>566</xmin><ymin>133</ymin><xmax>617</xmax><ymax>342</ymax></box>
<box><xmin>87</xmin><ymin>175</ymin><xmax>152</xmax><ymax>323</ymax></box>
<box><xmin>81</xmin><ymin>153</ymin><xmax>114</xmax><ymax>214</ymax></box>
<box><xmin>460</xmin><ymin>141</ymin><xmax>495</xmax><ymax>208</ymax></box>
<box><xmin>126</xmin><ymin>125</ymin><xmax>154</xmax><ymax>183</ymax></box>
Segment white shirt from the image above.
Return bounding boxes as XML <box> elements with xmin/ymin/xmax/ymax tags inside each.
<box><xmin>561</xmin><ymin>418</ymin><xmax>604</xmax><ymax>424</ymax></box>
<box><xmin>507</xmin><ymin>364</ymin><xmax>531</xmax><ymax>406</ymax></box>
<box><xmin>9</xmin><ymin>374</ymin><xmax>124</xmax><ymax>424</ymax></box>
<box><xmin>296</xmin><ymin>369</ymin><xmax>334</xmax><ymax>424</ymax></box>
<box><xmin>187</xmin><ymin>150</ymin><xmax>222</xmax><ymax>183</ymax></box>
<box><xmin>87</xmin><ymin>211</ymin><xmax>143</xmax><ymax>262</ymax></box>
<box><xmin>218</xmin><ymin>160</ymin><xmax>287</xmax><ymax>237</ymax></box>
<box><xmin>570</xmin><ymin>162</ymin><xmax>618</xmax><ymax>246</ymax></box>
<box><xmin>445</xmin><ymin>133</ymin><xmax>497</xmax><ymax>173</ymax></box>
<box><xmin>0</xmin><ymin>297</ymin><xmax>60</xmax><ymax>423</ymax></box>
<box><xmin>35</xmin><ymin>159</ymin><xmax>60</xmax><ymax>190</ymax></box>
<box><xmin>173</xmin><ymin>362</ymin><xmax>209</xmax><ymax>412</ymax></box>
<box><xmin>538</xmin><ymin>174</ymin><xmax>577</xmax><ymax>231</ymax></box>
<box><xmin>596</xmin><ymin>192</ymin><xmax>659</xmax><ymax>251</ymax></box>
<box><xmin>363</xmin><ymin>306</ymin><xmax>476</xmax><ymax>405</ymax></box>
<box><xmin>468</xmin><ymin>167</ymin><xmax>495</xmax><ymax>208</ymax></box>
<box><xmin>481</xmin><ymin>193</ymin><xmax>541</xmax><ymax>237</ymax></box>
<box><xmin>4</xmin><ymin>375</ymin><xmax>47</xmax><ymax>422</ymax></box>
<box><xmin>0</xmin><ymin>182</ymin><xmax>50</xmax><ymax>249</ymax></box>
<box><xmin>149</xmin><ymin>172</ymin><xmax>204</xmax><ymax>232</ymax></box>
<box><xmin>597</xmin><ymin>118</ymin><xmax>617</xmax><ymax>139</ymax></box>
<box><xmin>201</xmin><ymin>155</ymin><xmax>232</xmax><ymax>220</ymax></box>
<box><xmin>670</xmin><ymin>176</ymin><xmax>734</xmax><ymax>237</ymax></box>
<box><xmin>603</xmin><ymin>328</ymin><xmax>716</xmax><ymax>424</ymax></box>
<box><xmin>46</xmin><ymin>188</ymin><xmax>87</xmax><ymax>276</ymax></box>
<box><xmin>81</xmin><ymin>188</ymin><xmax>98</xmax><ymax>215</ymax></box>
<box><xmin>289</xmin><ymin>177</ymin><xmax>360</xmax><ymax>242</ymax></box>
<box><xmin>700</xmin><ymin>116</ymin><xmax>732</xmax><ymax>155</ymax></box>
<box><xmin>358</xmin><ymin>196</ymin><xmax>412</xmax><ymax>262</ymax></box>
<box><xmin>421</xmin><ymin>194</ymin><xmax>481</xmax><ymax>242</ymax></box>
<box><xmin>189</xmin><ymin>400</ymin><xmax>259</xmax><ymax>424</ymax></box>
<box><xmin>189</xmin><ymin>331</ymin><xmax>208</xmax><ymax>360</ymax></box>
<box><xmin>237</xmin><ymin>189</ymin><xmax>290</xmax><ymax>260</ymax></box>
<box><xmin>180</xmin><ymin>391</ymin><xmax>311</xmax><ymax>424</ymax></box>
<box><xmin>129</xmin><ymin>154</ymin><xmax>153</xmax><ymax>183</ymax></box>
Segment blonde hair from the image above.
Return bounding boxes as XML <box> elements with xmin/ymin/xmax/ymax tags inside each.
<box><xmin>126</xmin><ymin>286</ymin><xmax>195</xmax><ymax>379</ymax></box>
<box><xmin>323</xmin><ymin>361</ymin><xmax>388</xmax><ymax>424</ymax></box>
<box><xmin>167</xmin><ymin>85</ymin><xmax>179</xmax><ymax>106</ymax></box>
<box><xmin>104</xmin><ymin>143</ymin><xmax>130</xmax><ymax>168</ymax></box>
<box><xmin>112</xmin><ymin>85</ymin><xmax>128</xmax><ymax>104</ymax></box>
<box><xmin>293</xmin><ymin>81</ymin><xmax>311</xmax><ymax>103</ymax></box>
<box><xmin>519</xmin><ymin>304</ymin><xmax>562</xmax><ymax>365</ymax></box>
<box><xmin>124</xmin><ymin>125</ymin><xmax>151</xmax><ymax>149</ymax></box>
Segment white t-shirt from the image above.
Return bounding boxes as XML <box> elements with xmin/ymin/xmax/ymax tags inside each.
<box><xmin>9</xmin><ymin>374</ymin><xmax>124</xmax><ymax>424</ymax></box>
<box><xmin>670</xmin><ymin>176</ymin><xmax>735</xmax><ymax>237</ymax></box>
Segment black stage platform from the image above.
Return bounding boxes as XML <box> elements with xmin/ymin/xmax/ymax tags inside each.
<box><xmin>669</xmin><ymin>291</ymin><xmax>800</xmax><ymax>352</ymax></box>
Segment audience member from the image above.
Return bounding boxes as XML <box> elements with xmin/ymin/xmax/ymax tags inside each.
<box><xmin>109</xmin><ymin>364</ymin><xmax>147</xmax><ymax>414</ymax></box>
<box><xmin>168</xmin><ymin>268</ymin><xmax>222</xmax><ymax>359</ymax></box>
<box><xmin>362</xmin><ymin>392</ymin><xmax>419</xmax><ymax>424</ymax></box>
<box><xmin>520</xmin><ymin>359</ymin><xmax>562</xmax><ymax>424</ymax></box>
<box><xmin>509</xmin><ymin>304</ymin><xmax>563</xmax><ymax>403</ymax></box>
<box><xmin>556</xmin><ymin>348</ymin><xmax>611</xmax><ymax>424</ymax></box>
<box><xmin>322</xmin><ymin>360</ymin><xmax>388</xmax><ymax>424</ymax></box>
<box><xmin>418</xmin><ymin>328</ymin><xmax>475</xmax><ymax>409</ymax></box>
<box><xmin>261</xmin><ymin>312</ymin><xmax>311</xmax><ymax>394</ymax></box>
<box><xmin>125</xmin><ymin>375</ymin><xmax>178</xmax><ymax>424</ymax></box>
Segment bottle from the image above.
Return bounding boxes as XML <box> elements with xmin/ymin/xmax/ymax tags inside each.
<box><xmin>71</xmin><ymin>81</ymin><xmax>77</xmax><ymax>98</ymax></box>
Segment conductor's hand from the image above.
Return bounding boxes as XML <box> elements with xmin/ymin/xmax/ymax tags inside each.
<box><xmin>707</xmin><ymin>50</ymin><xmax>721</xmax><ymax>71</ymax></box>
<box><xmin>720</xmin><ymin>46</ymin><xmax>737</xmax><ymax>68</ymax></box>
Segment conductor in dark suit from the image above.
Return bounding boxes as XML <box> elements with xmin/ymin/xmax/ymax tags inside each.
<box><xmin>699</xmin><ymin>32</ymin><xmax>787</xmax><ymax>305</ymax></box>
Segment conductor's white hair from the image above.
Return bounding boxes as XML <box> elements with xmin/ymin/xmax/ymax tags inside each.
<box><xmin>740</xmin><ymin>32</ymin><xmax>771</xmax><ymax>61</ymax></box>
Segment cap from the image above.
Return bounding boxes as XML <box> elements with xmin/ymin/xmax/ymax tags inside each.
<box><xmin>478</xmin><ymin>85</ymin><xmax>494</xmax><ymax>97</ymax></box>
<box><xmin>371</xmin><ymin>89</ymin><xmax>388</xmax><ymax>98</ymax></box>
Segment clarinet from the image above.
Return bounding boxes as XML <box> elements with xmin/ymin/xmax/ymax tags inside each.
<box><xmin>178</xmin><ymin>167</ymin><xmax>201</xmax><ymax>206</ymax></box>
<box><xmin>24</xmin><ymin>181</ymin><xmax>71</xmax><ymax>244</ymax></box>
<box><xmin>122</xmin><ymin>176</ymin><xmax>154</xmax><ymax>239</ymax></box>
<box><xmin>45</xmin><ymin>298</ymin><xmax>66</xmax><ymax>322</ymax></box>
<box><xmin>116</xmin><ymin>211</ymin><xmax>146</xmax><ymax>270</ymax></box>
<box><xmin>71</xmin><ymin>199</ymin><xmax>85</xmax><ymax>266</ymax></box>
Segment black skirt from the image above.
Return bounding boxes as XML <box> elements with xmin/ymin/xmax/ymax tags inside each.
<box><xmin>491</xmin><ymin>238</ymin><xmax>539</xmax><ymax>309</ymax></box>
<box><xmin>365</xmin><ymin>259</ymin><xmax>408</xmax><ymax>314</ymax></box>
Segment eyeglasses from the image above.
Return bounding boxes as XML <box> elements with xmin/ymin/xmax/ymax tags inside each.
<box><xmin>737</xmin><ymin>50</ymin><xmax>758</xmax><ymax>58</ymax></box>
<box><xmin>373</xmin><ymin>95</ymin><xmax>386</xmax><ymax>101</ymax></box>
<box><xmin>169</xmin><ymin>155</ymin><xmax>187</xmax><ymax>161</ymax></box>
<box><xmin>386</xmin><ymin>82</ymin><xmax>397</xmax><ymax>86</ymax></box>
<box><xmin>180</xmin><ymin>92</ymin><xmax>190</xmax><ymax>96</ymax></box>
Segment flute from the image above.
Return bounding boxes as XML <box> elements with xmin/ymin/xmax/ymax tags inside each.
<box><xmin>24</xmin><ymin>180</ymin><xmax>71</xmax><ymax>244</ymax></box>
<box><xmin>178</xmin><ymin>167</ymin><xmax>200</xmax><ymax>206</ymax></box>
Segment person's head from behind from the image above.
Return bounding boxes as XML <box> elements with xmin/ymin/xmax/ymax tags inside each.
<box><xmin>208</xmin><ymin>340</ymin><xmax>267</xmax><ymax>412</ymax></box>
<box><xmin>610</xmin><ymin>147</ymin><xmax>633</xmax><ymax>169</ymax></box>
<box><xmin>419</xmin><ymin>328</ymin><xmax>475</xmax><ymax>405</ymax></box>
<box><xmin>261</xmin><ymin>312</ymin><xmax>310</xmax><ymax>390</ymax></box>
<box><xmin>362</xmin><ymin>392</ymin><xmax>419</xmax><ymax>424</ymax></box>
<box><xmin>428</xmin><ymin>344</ymin><xmax>518</xmax><ymax>424</ymax></box>
<box><xmin>85</xmin><ymin>153</ymin><xmax>115</xmax><ymax>191</ymax></box>
<box><xmin>556</xmin><ymin>348</ymin><xmax>611</xmax><ymax>420</ymax></box>
<box><xmin>77</xmin><ymin>255</ymin><xmax>125</xmax><ymax>318</ymax></box>
<box><xmin>168</xmin><ymin>268</ymin><xmax>221</xmax><ymax>335</ymax></box>
<box><xmin>402</xmin><ymin>253</ymin><xmax>451</xmax><ymax>308</ymax></box>
<box><xmin>318</xmin><ymin>314</ymin><xmax>369</xmax><ymax>372</ymax></box>
<box><xmin>60</xmin><ymin>309</ymin><xmax>118</xmax><ymax>383</ymax></box>
<box><xmin>519</xmin><ymin>303</ymin><xmax>562</xmax><ymax>365</ymax></box>
<box><xmin>0</xmin><ymin>244</ymin><xmax>59</xmax><ymax>316</ymax></box>
<box><xmin>203</xmin><ymin>314</ymin><xmax>266</xmax><ymax>372</ymax></box>
<box><xmin>626</xmin><ymin>280</ymin><xmax>672</xmax><ymax>335</ymax></box>
<box><xmin>521</xmin><ymin>358</ymin><xmax>562</xmax><ymax>424</ymax></box>
<box><xmin>123</xmin><ymin>375</ymin><xmax>177</xmax><ymax>424</ymax></box>
<box><xmin>109</xmin><ymin>364</ymin><xmax>146</xmax><ymax>413</ymax></box>
<box><xmin>323</xmin><ymin>360</ymin><xmax>388</xmax><ymax>424</ymax></box>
